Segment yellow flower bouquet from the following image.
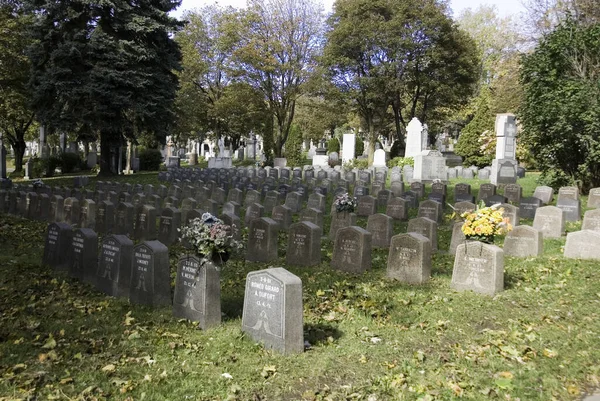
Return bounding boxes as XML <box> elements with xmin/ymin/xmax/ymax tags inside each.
<box><xmin>460</xmin><ymin>202</ymin><xmax>512</xmax><ymax>243</ymax></box>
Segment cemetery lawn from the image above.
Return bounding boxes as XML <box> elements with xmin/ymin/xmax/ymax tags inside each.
<box><xmin>2</xmin><ymin>173</ymin><xmax>600</xmax><ymax>400</ymax></box>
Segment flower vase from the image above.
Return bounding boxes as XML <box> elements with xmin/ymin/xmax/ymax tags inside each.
<box><xmin>211</xmin><ymin>251</ymin><xmax>230</xmax><ymax>266</ymax></box>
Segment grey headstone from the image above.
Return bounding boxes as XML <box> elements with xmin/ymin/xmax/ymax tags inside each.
<box><xmin>246</xmin><ymin>217</ymin><xmax>279</xmax><ymax>262</ymax></box>
<box><xmin>70</xmin><ymin>228</ymin><xmax>98</xmax><ymax>285</ymax></box>
<box><xmin>158</xmin><ymin>207</ymin><xmax>181</xmax><ymax>245</ymax></box>
<box><xmin>241</xmin><ymin>268</ymin><xmax>303</xmax><ymax>354</ymax></box>
<box><xmin>173</xmin><ymin>255</ymin><xmax>221</xmax><ymax>329</ymax></box>
<box><xmin>245</xmin><ymin>202</ymin><xmax>264</xmax><ymax>226</ymax></box>
<box><xmin>80</xmin><ymin>199</ymin><xmax>96</xmax><ymax>229</ymax></box>
<box><xmin>410</xmin><ymin>182</ymin><xmax>425</xmax><ymax>198</ymax></box>
<box><xmin>386</xmin><ymin>197</ymin><xmax>408</xmax><ymax>221</ymax></box>
<box><xmin>407</xmin><ymin>217</ymin><xmax>438</xmax><ymax>251</ymax></box>
<box><xmin>532</xmin><ymin>186</ymin><xmax>553</xmax><ymax>204</ymax></box>
<box><xmin>477</xmin><ymin>183</ymin><xmax>496</xmax><ymax>202</ymax></box>
<box><xmin>556</xmin><ymin>197</ymin><xmax>581</xmax><ymax>222</ymax></box>
<box><xmin>286</xmin><ymin>221</ymin><xmax>321</xmax><ymax>267</ymax></box>
<box><xmin>134</xmin><ymin>205</ymin><xmax>157</xmax><ymax>241</ymax></box>
<box><xmin>519</xmin><ymin>197</ymin><xmax>542</xmax><ymax>219</ymax></box>
<box><xmin>587</xmin><ymin>188</ymin><xmax>600</xmax><ymax>209</ymax></box>
<box><xmin>329</xmin><ymin>211</ymin><xmax>357</xmax><ymax>240</ymax></box>
<box><xmin>271</xmin><ymin>205</ymin><xmax>293</xmax><ymax>231</ymax></box>
<box><xmin>500</xmin><ymin>203</ymin><xmax>520</xmax><ymax>227</ymax></box>
<box><xmin>533</xmin><ymin>206</ymin><xmax>564</xmax><ymax>238</ymax></box>
<box><xmin>582</xmin><ymin>208</ymin><xmax>600</xmax><ymax>232</ymax></box>
<box><xmin>557</xmin><ymin>186</ymin><xmax>579</xmax><ymax>201</ymax></box>
<box><xmin>43</xmin><ymin>222</ymin><xmax>73</xmax><ymax>272</ymax></box>
<box><xmin>130</xmin><ymin>240</ymin><xmax>171</xmax><ymax>307</ymax></box>
<box><xmin>451</xmin><ymin>241</ymin><xmax>504</xmax><ymax>296</ymax></box>
<box><xmin>449</xmin><ymin>221</ymin><xmax>466</xmax><ymax>255</ymax></box>
<box><xmin>503</xmin><ymin>184</ymin><xmax>522</xmax><ymax>205</ymax></box>
<box><xmin>390</xmin><ymin>181</ymin><xmax>404</xmax><ymax>197</ymax></box>
<box><xmin>97</xmin><ymin>234</ymin><xmax>134</xmax><ymax>297</ymax></box>
<box><xmin>366</xmin><ymin>213</ymin><xmax>393</xmax><ymax>249</ymax></box>
<box><xmin>96</xmin><ymin>200</ymin><xmax>115</xmax><ymax>234</ymax></box>
<box><xmin>564</xmin><ymin>230</ymin><xmax>600</xmax><ymax>260</ymax></box>
<box><xmin>331</xmin><ymin>226</ymin><xmax>372</xmax><ymax>273</ymax></box>
<box><xmin>63</xmin><ymin>197</ymin><xmax>80</xmax><ymax>227</ymax></box>
<box><xmin>115</xmin><ymin>202</ymin><xmax>135</xmax><ymax>237</ymax></box>
<box><xmin>417</xmin><ymin>200</ymin><xmax>441</xmax><ymax>223</ymax></box>
<box><xmin>356</xmin><ymin>195</ymin><xmax>377</xmax><ymax>217</ymax></box>
<box><xmin>503</xmin><ymin>225</ymin><xmax>543</xmax><ymax>257</ymax></box>
<box><xmin>387</xmin><ymin>233</ymin><xmax>431</xmax><ymax>284</ymax></box>
<box><xmin>299</xmin><ymin>207</ymin><xmax>324</xmax><ymax>230</ymax></box>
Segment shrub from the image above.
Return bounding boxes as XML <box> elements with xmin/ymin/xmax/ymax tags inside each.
<box><xmin>387</xmin><ymin>156</ymin><xmax>414</xmax><ymax>169</ymax></box>
<box><xmin>285</xmin><ymin>124</ymin><xmax>304</xmax><ymax>168</ymax></box>
<box><xmin>327</xmin><ymin>137</ymin><xmax>340</xmax><ymax>153</ymax></box>
<box><xmin>389</xmin><ymin>139</ymin><xmax>404</xmax><ymax>158</ymax></box>
<box><xmin>60</xmin><ymin>152</ymin><xmax>82</xmax><ymax>174</ymax></box>
<box><xmin>139</xmin><ymin>148</ymin><xmax>163</xmax><ymax>171</ymax></box>
<box><xmin>344</xmin><ymin>158</ymin><xmax>368</xmax><ymax>170</ymax></box>
<box><xmin>30</xmin><ymin>155</ymin><xmax>61</xmax><ymax>177</ymax></box>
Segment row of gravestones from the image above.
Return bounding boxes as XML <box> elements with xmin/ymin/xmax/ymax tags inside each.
<box><xmin>42</xmin><ymin>222</ymin><xmax>305</xmax><ymax>354</ymax></box>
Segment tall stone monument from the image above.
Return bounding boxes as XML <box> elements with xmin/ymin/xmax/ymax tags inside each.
<box><xmin>405</xmin><ymin>118</ymin><xmax>424</xmax><ymax>158</ymax></box>
<box><xmin>342</xmin><ymin>133</ymin><xmax>355</xmax><ymax>164</ymax></box>
<box><xmin>490</xmin><ymin>114</ymin><xmax>518</xmax><ymax>185</ymax></box>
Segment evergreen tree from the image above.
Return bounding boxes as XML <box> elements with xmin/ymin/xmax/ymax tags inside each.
<box><xmin>26</xmin><ymin>0</ymin><xmax>182</xmax><ymax>175</ymax></box>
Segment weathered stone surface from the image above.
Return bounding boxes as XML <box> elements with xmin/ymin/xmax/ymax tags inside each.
<box><xmin>449</xmin><ymin>221</ymin><xmax>466</xmax><ymax>255</ymax></box>
<box><xmin>407</xmin><ymin>217</ymin><xmax>437</xmax><ymax>251</ymax></box>
<box><xmin>286</xmin><ymin>221</ymin><xmax>321</xmax><ymax>267</ymax></box>
<box><xmin>329</xmin><ymin>211</ymin><xmax>357</xmax><ymax>240</ymax></box>
<box><xmin>130</xmin><ymin>241</ymin><xmax>171</xmax><ymax>307</ymax></box>
<box><xmin>246</xmin><ymin>217</ymin><xmax>279</xmax><ymax>262</ymax></box>
<box><xmin>366</xmin><ymin>213</ymin><xmax>393</xmax><ymax>249</ymax></box>
<box><xmin>533</xmin><ymin>206</ymin><xmax>564</xmax><ymax>238</ymax></box>
<box><xmin>519</xmin><ymin>197</ymin><xmax>542</xmax><ymax>219</ymax></box>
<box><xmin>241</xmin><ymin>268</ymin><xmax>304</xmax><ymax>354</ymax></box>
<box><xmin>451</xmin><ymin>241</ymin><xmax>504</xmax><ymax>296</ymax></box>
<box><xmin>43</xmin><ymin>222</ymin><xmax>72</xmax><ymax>272</ymax></box>
<box><xmin>564</xmin><ymin>230</ymin><xmax>600</xmax><ymax>260</ymax></box>
<box><xmin>532</xmin><ymin>186</ymin><xmax>553</xmax><ymax>204</ymax></box>
<box><xmin>582</xmin><ymin>208</ymin><xmax>600</xmax><ymax>232</ymax></box>
<box><xmin>331</xmin><ymin>226</ymin><xmax>372</xmax><ymax>274</ymax></box>
<box><xmin>386</xmin><ymin>197</ymin><xmax>408</xmax><ymax>221</ymax></box>
<box><xmin>503</xmin><ymin>225</ymin><xmax>543</xmax><ymax>257</ymax></box>
<box><xmin>173</xmin><ymin>255</ymin><xmax>221</xmax><ymax>329</ymax></box>
<box><xmin>96</xmin><ymin>235</ymin><xmax>134</xmax><ymax>297</ymax></box>
<box><xmin>70</xmin><ymin>228</ymin><xmax>98</xmax><ymax>285</ymax></box>
<box><xmin>387</xmin><ymin>233</ymin><xmax>431</xmax><ymax>284</ymax></box>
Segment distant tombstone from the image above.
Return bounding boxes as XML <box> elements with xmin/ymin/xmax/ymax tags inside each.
<box><xmin>97</xmin><ymin>234</ymin><xmax>134</xmax><ymax>297</ymax></box>
<box><xmin>63</xmin><ymin>197</ymin><xmax>80</xmax><ymax>227</ymax></box>
<box><xmin>491</xmin><ymin>159</ymin><xmax>518</xmax><ymax>185</ymax></box>
<box><xmin>413</xmin><ymin>150</ymin><xmax>447</xmax><ymax>181</ymax></box>
<box><xmin>211</xmin><ymin>187</ymin><xmax>227</xmax><ymax>205</ymax></box>
<box><xmin>129</xmin><ymin>241</ymin><xmax>171</xmax><ymax>307</ymax></box>
<box><xmin>114</xmin><ymin>202</ymin><xmax>135</xmax><ymax>237</ymax></box>
<box><xmin>158</xmin><ymin>207</ymin><xmax>181</xmax><ymax>245</ymax></box>
<box><xmin>417</xmin><ymin>200</ymin><xmax>441</xmax><ymax>223</ymax></box>
<box><xmin>370</xmin><ymin>181</ymin><xmax>384</xmax><ymax>198</ymax></box>
<box><xmin>366</xmin><ymin>213</ymin><xmax>393</xmax><ymax>249</ymax></box>
<box><xmin>70</xmin><ymin>228</ymin><xmax>98</xmax><ymax>285</ymax></box>
<box><xmin>271</xmin><ymin>205</ymin><xmax>293</xmax><ymax>231</ymax></box>
<box><xmin>448</xmin><ymin>221</ymin><xmax>466</xmax><ymax>255</ymax></box>
<box><xmin>499</xmin><ymin>203</ymin><xmax>519</xmax><ymax>227</ymax></box>
<box><xmin>246</xmin><ymin>217</ymin><xmax>279</xmax><ymax>262</ymax></box>
<box><xmin>477</xmin><ymin>183</ymin><xmax>496</xmax><ymax>202</ymax></box>
<box><xmin>329</xmin><ymin>210</ymin><xmax>357</xmax><ymax>240</ymax></box>
<box><xmin>503</xmin><ymin>184</ymin><xmax>522</xmax><ymax>204</ymax></box>
<box><xmin>307</xmin><ymin>193</ymin><xmax>326</xmax><ymax>212</ymax></box>
<box><xmin>96</xmin><ymin>200</ymin><xmax>115</xmax><ymax>234</ymax></box>
<box><xmin>353</xmin><ymin>185</ymin><xmax>369</xmax><ymax>198</ymax></box>
<box><xmin>228</xmin><ymin>188</ymin><xmax>244</xmax><ymax>205</ymax></box>
<box><xmin>451</xmin><ymin>241</ymin><xmax>504</xmax><ymax>296</ymax></box>
<box><xmin>557</xmin><ymin>186</ymin><xmax>579</xmax><ymax>201</ymax></box>
<box><xmin>331</xmin><ymin>226</ymin><xmax>372</xmax><ymax>273</ymax></box>
<box><xmin>134</xmin><ymin>205</ymin><xmax>157</xmax><ymax>241</ymax></box>
<box><xmin>387</xmin><ymin>233</ymin><xmax>431</xmax><ymax>284</ymax></box>
<box><xmin>284</xmin><ymin>192</ymin><xmax>302</xmax><ymax>213</ymax></box>
<box><xmin>407</xmin><ymin>217</ymin><xmax>437</xmax><ymax>251</ymax></box>
<box><xmin>410</xmin><ymin>182</ymin><xmax>425</xmax><ymax>198</ymax></box>
<box><xmin>377</xmin><ymin>189</ymin><xmax>392</xmax><ymax>209</ymax></box>
<box><xmin>484</xmin><ymin>194</ymin><xmax>507</xmax><ymax>207</ymax></box>
<box><xmin>405</xmin><ymin>117</ymin><xmax>424</xmax><ymax>158</ymax></box>
<box><xmin>43</xmin><ymin>222</ymin><xmax>73</xmax><ymax>272</ymax></box>
<box><xmin>286</xmin><ymin>221</ymin><xmax>321</xmax><ymax>266</ymax></box>
<box><xmin>299</xmin><ymin>207</ymin><xmax>324</xmax><ymax>230</ymax></box>
<box><xmin>386</xmin><ymin>197</ymin><xmax>408</xmax><ymax>221</ymax></box>
<box><xmin>241</xmin><ymin>268</ymin><xmax>303</xmax><ymax>354</ymax></box>
<box><xmin>519</xmin><ymin>197</ymin><xmax>542</xmax><ymax>219</ymax></box>
<box><xmin>80</xmin><ymin>199</ymin><xmax>96</xmax><ymax>229</ymax></box>
<box><xmin>582</xmin><ymin>208</ymin><xmax>600</xmax><ymax>232</ymax></box>
<box><xmin>461</xmin><ymin>169</ymin><xmax>474</xmax><ymax>179</ymax></box>
<box><xmin>478</xmin><ymin>169</ymin><xmax>490</xmax><ymax>180</ymax></box>
<box><xmin>564</xmin><ymin>230</ymin><xmax>600</xmax><ymax>260</ymax></box>
<box><xmin>202</xmin><ymin>198</ymin><xmax>220</xmax><ymax>216</ymax></box>
<box><xmin>532</xmin><ymin>186</ymin><xmax>553</xmax><ymax>205</ymax></box>
<box><xmin>373</xmin><ymin>149</ymin><xmax>386</xmax><ymax>167</ymax></box>
<box><xmin>244</xmin><ymin>189</ymin><xmax>262</xmax><ymax>207</ymax></box>
<box><xmin>556</xmin><ymin>197</ymin><xmax>581</xmax><ymax>221</ymax></box>
<box><xmin>221</xmin><ymin>213</ymin><xmax>242</xmax><ymax>241</ymax></box>
<box><xmin>356</xmin><ymin>196</ymin><xmax>377</xmax><ymax>217</ymax></box>
<box><xmin>390</xmin><ymin>181</ymin><xmax>404</xmax><ymax>197</ymax></box>
<box><xmin>587</xmin><ymin>188</ymin><xmax>600</xmax><ymax>208</ymax></box>
<box><xmin>223</xmin><ymin>201</ymin><xmax>240</xmax><ymax>217</ymax></box>
<box><xmin>245</xmin><ymin>202</ymin><xmax>264</xmax><ymax>226</ymax></box>
<box><xmin>263</xmin><ymin>191</ymin><xmax>280</xmax><ymax>214</ymax></box>
<box><xmin>173</xmin><ymin>255</ymin><xmax>221</xmax><ymax>329</ymax></box>
<box><xmin>402</xmin><ymin>191</ymin><xmax>419</xmax><ymax>208</ymax></box>
<box><xmin>532</xmin><ymin>206</ymin><xmax>564</xmax><ymax>238</ymax></box>
<box><xmin>36</xmin><ymin>193</ymin><xmax>50</xmax><ymax>221</ymax></box>
<box><xmin>503</xmin><ymin>225</ymin><xmax>543</xmax><ymax>257</ymax></box>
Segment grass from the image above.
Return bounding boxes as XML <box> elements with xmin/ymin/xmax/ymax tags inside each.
<box><xmin>1</xmin><ymin>173</ymin><xmax>600</xmax><ymax>400</ymax></box>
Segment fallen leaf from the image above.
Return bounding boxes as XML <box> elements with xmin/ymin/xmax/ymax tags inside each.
<box><xmin>42</xmin><ymin>336</ymin><xmax>57</xmax><ymax>349</ymax></box>
<box><xmin>102</xmin><ymin>364</ymin><xmax>116</xmax><ymax>373</ymax></box>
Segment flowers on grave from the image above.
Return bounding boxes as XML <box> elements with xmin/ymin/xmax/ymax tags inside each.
<box><xmin>334</xmin><ymin>192</ymin><xmax>357</xmax><ymax>213</ymax></box>
<box><xmin>179</xmin><ymin>213</ymin><xmax>243</xmax><ymax>265</ymax></box>
<box><xmin>460</xmin><ymin>202</ymin><xmax>512</xmax><ymax>243</ymax></box>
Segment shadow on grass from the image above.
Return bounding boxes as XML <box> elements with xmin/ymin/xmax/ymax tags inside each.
<box><xmin>304</xmin><ymin>322</ymin><xmax>343</xmax><ymax>346</ymax></box>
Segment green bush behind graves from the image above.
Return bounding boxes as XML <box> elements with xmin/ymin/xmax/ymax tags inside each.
<box><xmin>138</xmin><ymin>148</ymin><xmax>163</xmax><ymax>171</ymax></box>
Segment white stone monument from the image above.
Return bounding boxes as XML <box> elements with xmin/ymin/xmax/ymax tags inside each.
<box><xmin>373</xmin><ymin>149</ymin><xmax>386</xmax><ymax>167</ymax></box>
<box><xmin>491</xmin><ymin>114</ymin><xmax>518</xmax><ymax>185</ymax></box>
<box><xmin>342</xmin><ymin>133</ymin><xmax>355</xmax><ymax>164</ymax></box>
<box><xmin>405</xmin><ymin>118</ymin><xmax>424</xmax><ymax>158</ymax></box>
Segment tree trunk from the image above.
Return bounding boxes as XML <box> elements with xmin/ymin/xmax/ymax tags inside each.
<box><xmin>367</xmin><ymin>119</ymin><xmax>376</xmax><ymax>166</ymax></box>
<box><xmin>12</xmin><ymin>140</ymin><xmax>26</xmax><ymax>173</ymax></box>
<box><xmin>99</xmin><ymin>131</ymin><xmax>115</xmax><ymax>176</ymax></box>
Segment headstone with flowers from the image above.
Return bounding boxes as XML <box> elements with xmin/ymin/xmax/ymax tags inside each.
<box><xmin>329</xmin><ymin>193</ymin><xmax>358</xmax><ymax>240</ymax></box>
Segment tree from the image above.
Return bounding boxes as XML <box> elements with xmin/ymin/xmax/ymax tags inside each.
<box><xmin>520</xmin><ymin>18</ymin><xmax>600</xmax><ymax>190</ymax></box>
<box><xmin>26</xmin><ymin>0</ymin><xmax>182</xmax><ymax>175</ymax></box>
<box><xmin>522</xmin><ymin>0</ymin><xmax>600</xmax><ymax>41</ymax></box>
<box><xmin>0</xmin><ymin>1</ymin><xmax>36</xmax><ymax>172</ymax></box>
<box><xmin>323</xmin><ymin>0</ymin><xmax>478</xmax><ymax>163</ymax></box>
<box><xmin>232</xmin><ymin>0</ymin><xmax>324</xmax><ymax>159</ymax></box>
<box><xmin>454</xmin><ymin>87</ymin><xmax>495</xmax><ymax>167</ymax></box>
